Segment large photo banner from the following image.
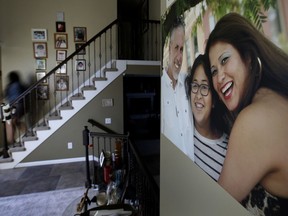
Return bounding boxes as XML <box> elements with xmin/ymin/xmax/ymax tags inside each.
<box><xmin>161</xmin><ymin>0</ymin><xmax>288</xmax><ymax>215</ymax></box>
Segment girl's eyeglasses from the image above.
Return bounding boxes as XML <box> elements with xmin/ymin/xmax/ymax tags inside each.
<box><xmin>191</xmin><ymin>82</ymin><xmax>210</xmax><ymax>96</ymax></box>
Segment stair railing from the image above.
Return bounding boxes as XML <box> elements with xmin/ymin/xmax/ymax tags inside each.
<box><xmin>82</xmin><ymin>127</ymin><xmax>159</xmax><ymax>215</ymax></box>
<box><xmin>7</xmin><ymin>19</ymin><xmax>160</xmax><ymax>150</ymax></box>
<box><xmin>87</xmin><ymin>118</ymin><xmax>117</xmax><ymax>134</ymax></box>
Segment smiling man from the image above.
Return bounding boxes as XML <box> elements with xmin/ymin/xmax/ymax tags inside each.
<box><xmin>161</xmin><ymin>16</ymin><xmax>194</xmax><ymax>161</ymax></box>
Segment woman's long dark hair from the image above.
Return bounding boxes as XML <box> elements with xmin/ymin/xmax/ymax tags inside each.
<box><xmin>205</xmin><ymin>13</ymin><xmax>288</xmax><ymax>108</ymax></box>
<box><xmin>205</xmin><ymin>12</ymin><xmax>288</xmax><ymax>126</ymax></box>
<box><xmin>185</xmin><ymin>54</ymin><xmax>229</xmax><ymax>135</ymax></box>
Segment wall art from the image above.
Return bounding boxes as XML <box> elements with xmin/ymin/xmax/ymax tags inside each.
<box><xmin>33</xmin><ymin>42</ymin><xmax>48</xmax><ymax>58</ymax></box>
<box><xmin>54</xmin><ymin>33</ymin><xmax>68</xmax><ymax>49</ymax></box>
<box><xmin>32</xmin><ymin>29</ymin><xmax>47</xmax><ymax>41</ymax></box>
<box><xmin>55</xmin><ymin>75</ymin><xmax>69</xmax><ymax>91</ymax></box>
<box><xmin>73</xmin><ymin>27</ymin><xmax>87</xmax><ymax>42</ymax></box>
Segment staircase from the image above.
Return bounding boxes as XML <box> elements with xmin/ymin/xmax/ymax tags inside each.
<box><xmin>0</xmin><ymin>60</ymin><xmax>128</xmax><ymax>169</ymax></box>
<box><xmin>0</xmin><ymin>19</ymin><xmax>160</xmax><ymax>169</ymax></box>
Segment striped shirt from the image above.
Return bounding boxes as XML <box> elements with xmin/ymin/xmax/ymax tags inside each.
<box><xmin>194</xmin><ymin>129</ymin><xmax>229</xmax><ymax>181</ymax></box>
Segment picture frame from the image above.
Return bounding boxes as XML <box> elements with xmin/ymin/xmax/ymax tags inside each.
<box><xmin>75</xmin><ymin>59</ymin><xmax>86</xmax><ymax>71</ymax></box>
<box><xmin>31</xmin><ymin>29</ymin><xmax>47</xmax><ymax>41</ymax></box>
<box><xmin>73</xmin><ymin>27</ymin><xmax>87</xmax><ymax>42</ymax></box>
<box><xmin>56</xmin><ymin>62</ymin><xmax>67</xmax><ymax>74</ymax></box>
<box><xmin>36</xmin><ymin>71</ymin><xmax>47</xmax><ymax>83</ymax></box>
<box><xmin>75</xmin><ymin>43</ymin><xmax>86</xmax><ymax>55</ymax></box>
<box><xmin>56</xmin><ymin>50</ymin><xmax>67</xmax><ymax>61</ymax></box>
<box><xmin>36</xmin><ymin>58</ymin><xmax>46</xmax><ymax>70</ymax></box>
<box><xmin>56</xmin><ymin>21</ymin><xmax>66</xmax><ymax>32</ymax></box>
<box><xmin>55</xmin><ymin>75</ymin><xmax>69</xmax><ymax>91</ymax></box>
<box><xmin>56</xmin><ymin>12</ymin><xmax>64</xmax><ymax>22</ymax></box>
<box><xmin>33</xmin><ymin>42</ymin><xmax>48</xmax><ymax>58</ymax></box>
<box><xmin>54</xmin><ymin>33</ymin><xmax>68</xmax><ymax>49</ymax></box>
<box><xmin>37</xmin><ymin>84</ymin><xmax>49</xmax><ymax>100</ymax></box>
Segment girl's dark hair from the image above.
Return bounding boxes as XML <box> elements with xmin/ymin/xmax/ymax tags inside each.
<box><xmin>185</xmin><ymin>54</ymin><xmax>229</xmax><ymax>135</ymax></box>
<box><xmin>205</xmin><ymin>13</ymin><xmax>288</xmax><ymax>115</ymax></box>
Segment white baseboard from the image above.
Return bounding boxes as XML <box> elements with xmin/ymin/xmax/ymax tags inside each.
<box><xmin>16</xmin><ymin>155</ymin><xmax>98</xmax><ymax>168</ymax></box>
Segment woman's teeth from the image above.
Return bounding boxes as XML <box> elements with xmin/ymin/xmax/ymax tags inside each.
<box><xmin>195</xmin><ymin>102</ymin><xmax>204</xmax><ymax>109</ymax></box>
<box><xmin>221</xmin><ymin>81</ymin><xmax>233</xmax><ymax>95</ymax></box>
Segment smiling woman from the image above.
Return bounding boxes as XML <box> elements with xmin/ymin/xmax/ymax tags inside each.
<box><xmin>205</xmin><ymin>12</ymin><xmax>288</xmax><ymax>215</ymax></box>
<box><xmin>209</xmin><ymin>42</ymin><xmax>250</xmax><ymax>112</ymax></box>
<box><xmin>185</xmin><ymin>54</ymin><xmax>229</xmax><ymax>181</ymax></box>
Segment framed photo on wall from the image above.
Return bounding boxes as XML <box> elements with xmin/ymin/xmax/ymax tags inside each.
<box><xmin>55</xmin><ymin>75</ymin><xmax>69</xmax><ymax>91</ymax></box>
<box><xmin>37</xmin><ymin>84</ymin><xmax>49</xmax><ymax>100</ymax></box>
<box><xmin>36</xmin><ymin>58</ymin><xmax>46</xmax><ymax>70</ymax></box>
<box><xmin>36</xmin><ymin>71</ymin><xmax>47</xmax><ymax>83</ymax></box>
<box><xmin>31</xmin><ymin>29</ymin><xmax>47</xmax><ymax>41</ymax></box>
<box><xmin>73</xmin><ymin>27</ymin><xmax>87</xmax><ymax>42</ymax></box>
<box><xmin>56</xmin><ymin>62</ymin><xmax>67</xmax><ymax>74</ymax></box>
<box><xmin>56</xmin><ymin>21</ymin><xmax>66</xmax><ymax>32</ymax></box>
<box><xmin>75</xmin><ymin>43</ymin><xmax>86</xmax><ymax>55</ymax></box>
<box><xmin>56</xmin><ymin>50</ymin><xmax>67</xmax><ymax>61</ymax></box>
<box><xmin>33</xmin><ymin>42</ymin><xmax>48</xmax><ymax>58</ymax></box>
<box><xmin>75</xmin><ymin>59</ymin><xmax>86</xmax><ymax>71</ymax></box>
<box><xmin>54</xmin><ymin>33</ymin><xmax>68</xmax><ymax>49</ymax></box>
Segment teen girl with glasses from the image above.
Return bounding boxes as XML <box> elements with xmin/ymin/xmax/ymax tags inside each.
<box><xmin>185</xmin><ymin>54</ymin><xmax>229</xmax><ymax>181</ymax></box>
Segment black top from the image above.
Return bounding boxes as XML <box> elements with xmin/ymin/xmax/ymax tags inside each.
<box><xmin>242</xmin><ymin>184</ymin><xmax>288</xmax><ymax>216</ymax></box>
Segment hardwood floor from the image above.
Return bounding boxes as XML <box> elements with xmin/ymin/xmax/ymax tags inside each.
<box><xmin>0</xmin><ymin>139</ymin><xmax>160</xmax><ymax>197</ymax></box>
<box><xmin>0</xmin><ymin>161</ymin><xmax>87</xmax><ymax>197</ymax></box>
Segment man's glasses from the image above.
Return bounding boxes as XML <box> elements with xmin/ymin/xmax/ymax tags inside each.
<box><xmin>191</xmin><ymin>82</ymin><xmax>210</xmax><ymax>96</ymax></box>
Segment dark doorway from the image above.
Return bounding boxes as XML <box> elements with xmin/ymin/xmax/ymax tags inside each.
<box><xmin>123</xmin><ymin>74</ymin><xmax>160</xmax><ymax>140</ymax></box>
<box><xmin>123</xmin><ymin>74</ymin><xmax>161</xmax><ymax>189</ymax></box>
<box><xmin>117</xmin><ymin>0</ymin><xmax>149</xmax><ymax>60</ymax></box>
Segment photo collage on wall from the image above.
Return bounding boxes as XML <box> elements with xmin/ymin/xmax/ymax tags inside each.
<box><xmin>73</xmin><ymin>27</ymin><xmax>87</xmax><ymax>72</ymax></box>
<box><xmin>31</xmin><ymin>12</ymin><xmax>88</xmax><ymax>99</ymax></box>
<box><xmin>54</xmin><ymin>19</ymin><xmax>68</xmax><ymax>92</ymax></box>
<box><xmin>32</xmin><ymin>28</ymin><xmax>49</xmax><ymax>100</ymax></box>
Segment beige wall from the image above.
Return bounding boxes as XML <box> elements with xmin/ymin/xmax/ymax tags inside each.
<box><xmin>0</xmin><ymin>0</ymin><xmax>117</xmax><ymax>153</ymax></box>
<box><xmin>0</xmin><ymin>0</ymin><xmax>161</xmax><ymax>159</ymax></box>
<box><xmin>160</xmin><ymin>135</ymin><xmax>250</xmax><ymax>215</ymax></box>
<box><xmin>0</xmin><ymin>0</ymin><xmax>117</xmax><ymax>87</ymax></box>
<box><xmin>23</xmin><ymin>64</ymin><xmax>160</xmax><ymax>162</ymax></box>
<box><xmin>23</xmin><ymin>72</ymin><xmax>124</xmax><ymax>162</ymax></box>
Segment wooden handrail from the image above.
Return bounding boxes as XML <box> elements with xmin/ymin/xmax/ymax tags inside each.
<box><xmin>88</xmin><ymin>118</ymin><xmax>117</xmax><ymax>134</ymax></box>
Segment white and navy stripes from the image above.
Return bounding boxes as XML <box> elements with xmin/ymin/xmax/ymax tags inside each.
<box><xmin>194</xmin><ymin>129</ymin><xmax>229</xmax><ymax>181</ymax></box>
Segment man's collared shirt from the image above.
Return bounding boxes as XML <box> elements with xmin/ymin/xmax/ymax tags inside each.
<box><xmin>161</xmin><ymin>68</ymin><xmax>194</xmax><ymax>161</ymax></box>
